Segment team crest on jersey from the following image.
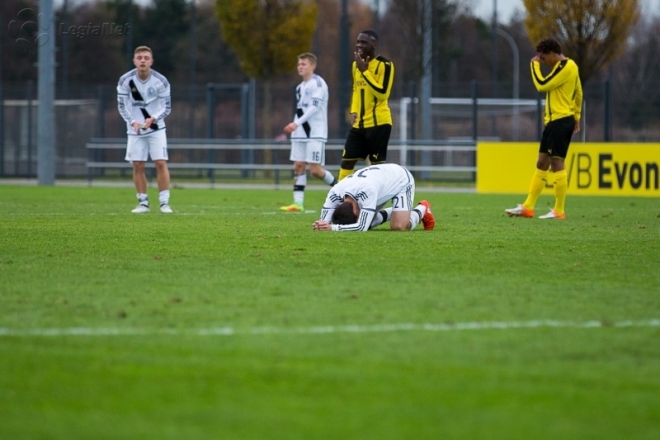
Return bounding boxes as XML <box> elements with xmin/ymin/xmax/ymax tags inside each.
<box><xmin>147</xmin><ymin>87</ymin><xmax>156</xmax><ymax>96</ymax></box>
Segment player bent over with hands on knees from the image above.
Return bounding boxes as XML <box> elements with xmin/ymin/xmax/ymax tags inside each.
<box><xmin>117</xmin><ymin>45</ymin><xmax>173</xmax><ymax>214</ymax></box>
<box><xmin>505</xmin><ymin>37</ymin><xmax>582</xmax><ymax>220</ymax></box>
<box><xmin>280</xmin><ymin>53</ymin><xmax>337</xmax><ymax>212</ymax></box>
<box><xmin>312</xmin><ymin>163</ymin><xmax>435</xmax><ymax>232</ymax></box>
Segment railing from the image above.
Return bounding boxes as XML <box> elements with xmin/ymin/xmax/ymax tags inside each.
<box><xmin>86</xmin><ymin>139</ymin><xmax>477</xmax><ymax>185</ymax></box>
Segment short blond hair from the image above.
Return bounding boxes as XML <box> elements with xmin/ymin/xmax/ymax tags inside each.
<box><xmin>298</xmin><ymin>52</ymin><xmax>317</xmax><ymax>65</ymax></box>
<box><xmin>134</xmin><ymin>46</ymin><xmax>152</xmax><ymax>55</ymax></box>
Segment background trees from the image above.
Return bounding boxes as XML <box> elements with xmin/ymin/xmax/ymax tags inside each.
<box><xmin>214</xmin><ymin>0</ymin><xmax>317</xmax><ymax>137</ymax></box>
<box><xmin>0</xmin><ymin>0</ymin><xmax>659</xmax><ymax>139</ymax></box>
<box><xmin>523</xmin><ymin>0</ymin><xmax>640</xmax><ymax>84</ymax></box>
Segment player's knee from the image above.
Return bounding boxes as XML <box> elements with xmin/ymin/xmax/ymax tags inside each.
<box><xmin>293</xmin><ymin>162</ymin><xmax>306</xmax><ymax>174</ymax></box>
<box><xmin>390</xmin><ymin>219</ymin><xmax>409</xmax><ymax>231</ymax></box>
<box><xmin>308</xmin><ymin>164</ymin><xmax>323</xmax><ymax>177</ymax></box>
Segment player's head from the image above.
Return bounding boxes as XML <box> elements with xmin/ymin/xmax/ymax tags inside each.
<box><xmin>133</xmin><ymin>46</ymin><xmax>153</xmax><ymax>72</ymax></box>
<box><xmin>332</xmin><ymin>201</ymin><xmax>358</xmax><ymax>225</ymax></box>
<box><xmin>297</xmin><ymin>52</ymin><xmax>317</xmax><ymax>80</ymax></box>
<box><xmin>535</xmin><ymin>38</ymin><xmax>563</xmax><ymax>67</ymax></box>
<box><xmin>356</xmin><ymin>30</ymin><xmax>378</xmax><ymax>59</ymax></box>
<box><xmin>536</xmin><ymin>37</ymin><xmax>562</xmax><ymax>55</ymax></box>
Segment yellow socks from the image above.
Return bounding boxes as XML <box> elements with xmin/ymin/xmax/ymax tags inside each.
<box><xmin>553</xmin><ymin>169</ymin><xmax>567</xmax><ymax>215</ymax></box>
<box><xmin>522</xmin><ymin>168</ymin><xmax>549</xmax><ymax>209</ymax></box>
<box><xmin>338</xmin><ymin>168</ymin><xmax>353</xmax><ymax>182</ymax></box>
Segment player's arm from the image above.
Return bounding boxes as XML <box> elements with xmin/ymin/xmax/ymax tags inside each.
<box><xmin>530</xmin><ymin>60</ymin><xmax>574</xmax><ymax>92</ymax></box>
<box><xmin>116</xmin><ymin>82</ymin><xmax>136</xmax><ymax>125</ymax></box>
<box><xmin>350</xmin><ymin>63</ymin><xmax>359</xmax><ymax>117</ymax></box>
<box><xmin>318</xmin><ymin>191</ymin><xmax>342</xmax><ymax>222</ymax></box>
<box><xmin>293</xmin><ymin>96</ymin><xmax>323</xmax><ymax>126</ymax></box>
<box><xmin>150</xmin><ymin>84</ymin><xmax>171</xmax><ymax>124</ymax></box>
<box><xmin>360</xmin><ymin>60</ymin><xmax>394</xmax><ymax>100</ymax></box>
<box><xmin>574</xmin><ymin>75</ymin><xmax>583</xmax><ymax>122</ymax></box>
<box><xmin>331</xmin><ymin>209</ymin><xmax>375</xmax><ymax>232</ymax></box>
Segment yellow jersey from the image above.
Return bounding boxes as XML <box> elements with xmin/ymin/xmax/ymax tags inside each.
<box><xmin>531</xmin><ymin>58</ymin><xmax>583</xmax><ymax>125</ymax></box>
<box><xmin>350</xmin><ymin>55</ymin><xmax>394</xmax><ymax>128</ymax></box>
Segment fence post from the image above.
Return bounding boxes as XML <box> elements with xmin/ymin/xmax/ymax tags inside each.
<box><xmin>603</xmin><ymin>79</ymin><xmax>611</xmax><ymax>142</ymax></box>
<box><xmin>27</xmin><ymin>80</ymin><xmax>34</xmax><ymax>177</ymax></box>
<box><xmin>0</xmin><ymin>83</ymin><xmax>4</xmax><ymax>177</ymax></box>
<box><xmin>206</xmin><ymin>83</ymin><xmax>214</xmax><ymax>139</ymax></box>
<box><xmin>240</xmin><ymin>83</ymin><xmax>252</xmax><ymax>177</ymax></box>
<box><xmin>408</xmin><ymin>81</ymin><xmax>416</xmax><ymax>168</ymax></box>
<box><xmin>471</xmin><ymin>80</ymin><xmax>478</xmax><ymax>141</ymax></box>
<box><xmin>206</xmin><ymin>83</ymin><xmax>215</xmax><ymax>182</ymax></box>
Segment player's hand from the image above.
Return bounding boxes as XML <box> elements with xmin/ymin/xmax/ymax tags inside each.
<box><xmin>531</xmin><ymin>54</ymin><xmax>540</xmax><ymax>63</ymax></box>
<box><xmin>350</xmin><ymin>113</ymin><xmax>357</xmax><ymax>125</ymax></box>
<box><xmin>144</xmin><ymin>117</ymin><xmax>155</xmax><ymax>129</ymax></box>
<box><xmin>312</xmin><ymin>220</ymin><xmax>331</xmax><ymax>231</ymax></box>
<box><xmin>354</xmin><ymin>52</ymin><xmax>370</xmax><ymax>72</ymax></box>
<box><xmin>283</xmin><ymin>122</ymin><xmax>298</xmax><ymax>134</ymax></box>
<box><xmin>132</xmin><ymin>122</ymin><xmax>142</xmax><ymax>134</ymax></box>
<box><xmin>574</xmin><ymin>119</ymin><xmax>581</xmax><ymax>134</ymax></box>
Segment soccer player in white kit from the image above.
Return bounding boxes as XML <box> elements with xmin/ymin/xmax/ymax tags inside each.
<box><xmin>280</xmin><ymin>53</ymin><xmax>337</xmax><ymax>212</ymax></box>
<box><xmin>312</xmin><ymin>164</ymin><xmax>435</xmax><ymax>232</ymax></box>
<box><xmin>117</xmin><ymin>46</ymin><xmax>173</xmax><ymax>214</ymax></box>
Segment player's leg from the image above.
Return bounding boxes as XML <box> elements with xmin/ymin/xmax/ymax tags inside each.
<box><xmin>541</xmin><ymin>117</ymin><xmax>573</xmax><ymax>219</ymax></box>
<box><xmin>126</xmin><ymin>136</ymin><xmax>150</xmax><ymax>213</ymax></box>
<box><xmin>281</xmin><ymin>142</ymin><xmax>306</xmax><ymax>212</ymax></box>
<box><xmin>505</xmin><ymin>128</ymin><xmax>552</xmax><ymax>217</ymax></box>
<box><xmin>389</xmin><ymin>182</ymin><xmax>420</xmax><ymax>231</ymax></box>
<box><xmin>365</xmin><ymin>124</ymin><xmax>392</xmax><ymax>165</ymax></box>
<box><xmin>307</xmin><ymin>141</ymin><xmax>337</xmax><ymax>186</ymax></box>
<box><xmin>369</xmin><ymin>206</ymin><xmax>392</xmax><ymax>229</ymax></box>
<box><xmin>148</xmin><ymin>131</ymin><xmax>172</xmax><ymax>213</ymax></box>
<box><xmin>339</xmin><ymin>128</ymin><xmax>366</xmax><ymax>181</ymax></box>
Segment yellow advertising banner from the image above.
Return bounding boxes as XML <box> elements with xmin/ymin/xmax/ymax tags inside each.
<box><xmin>476</xmin><ymin>142</ymin><xmax>660</xmax><ymax>197</ymax></box>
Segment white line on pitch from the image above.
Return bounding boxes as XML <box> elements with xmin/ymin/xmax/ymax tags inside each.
<box><xmin>1</xmin><ymin>319</ymin><xmax>659</xmax><ymax>337</ymax></box>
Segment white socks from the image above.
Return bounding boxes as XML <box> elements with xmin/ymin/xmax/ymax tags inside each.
<box><xmin>293</xmin><ymin>174</ymin><xmax>306</xmax><ymax>206</ymax></box>
<box><xmin>409</xmin><ymin>204</ymin><xmax>427</xmax><ymax>230</ymax></box>
<box><xmin>137</xmin><ymin>193</ymin><xmax>148</xmax><ymax>206</ymax></box>
<box><xmin>159</xmin><ymin>190</ymin><xmax>170</xmax><ymax>206</ymax></box>
<box><xmin>322</xmin><ymin>170</ymin><xmax>336</xmax><ymax>186</ymax></box>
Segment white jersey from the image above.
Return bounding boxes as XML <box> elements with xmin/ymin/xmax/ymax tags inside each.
<box><xmin>291</xmin><ymin>74</ymin><xmax>328</xmax><ymax>142</ymax></box>
<box><xmin>117</xmin><ymin>68</ymin><xmax>171</xmax><ymax>136</ymax></box>
<box><xmin>320</xmin><ymin>164</ymin><xmax>415</xmax><ymax>231</ymax></box>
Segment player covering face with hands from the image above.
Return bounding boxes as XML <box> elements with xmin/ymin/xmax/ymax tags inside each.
<box><xmin>313</xmin><ymin>164</ymin><xmax>435</xmax><ymax>232</ymax></box>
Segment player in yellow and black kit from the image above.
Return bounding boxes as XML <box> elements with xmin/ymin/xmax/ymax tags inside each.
<box><xmin>506</xmin><ymin>37</ymin><xmax>582</xmax><ymax>220</ymax></box>
<box><xmin>338</xmin><ymin>30</ymin><xmax>395</xmax><ymax>182</ymax></box>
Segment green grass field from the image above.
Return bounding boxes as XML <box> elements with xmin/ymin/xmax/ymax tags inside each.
<box><xmin>1</xmin><ymin>184</ymin><xmax>659</xmax><ymax>439</ymax></box>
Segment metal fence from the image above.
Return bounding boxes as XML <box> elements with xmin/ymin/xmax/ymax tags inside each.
<box><xmin>1</xmin><ymin>79</ymin><xmax>659</xmax><ymax>179</ymax></box>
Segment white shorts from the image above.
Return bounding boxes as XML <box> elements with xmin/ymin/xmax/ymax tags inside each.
<box><xmin>125</xmin><ymin>129</ymin><xmax>168</xmax><ymax>162</ymax></box>
<box><xmin>379</xmin><ymin>167</ymin><xmax>415</xmax><ymax>212</ymax></box>
<box><xmin>289</xmin><ymin>140</ymin><xmax>325</xmax><ymax>165</ymax></box>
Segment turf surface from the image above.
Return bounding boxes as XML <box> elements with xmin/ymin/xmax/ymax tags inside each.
<box><xmin>1</xmin><ymin>185</ymin><xmax>659</xmax><ymax>439</ymax></box>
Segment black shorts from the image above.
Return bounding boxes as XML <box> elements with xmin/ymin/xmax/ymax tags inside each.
<box><xmin>540</xmin><ymin>116</ymin><xmax>576</xmax><ymax>158</ymax></box>
<box><xmin>342</xmin><ymin>124</ymin><xmax>392</xmax><ymax>163</ymax></box>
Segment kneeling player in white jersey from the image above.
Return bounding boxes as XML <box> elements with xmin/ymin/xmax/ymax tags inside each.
<box><xmin>312</xmin><ymin>163</ymin><xmax>435</xmax><ymax>232</ymax></box>
<box><xmin>280</xmin><ymin>53</ymin><xmax>337</xmax><ymax>212</ymax></box>
<box><xmin>117</xmin><ymin>46</ymin><xmax>173</xmax><ymax>213</ymax></box>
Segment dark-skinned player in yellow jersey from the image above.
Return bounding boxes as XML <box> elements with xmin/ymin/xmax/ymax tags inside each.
<box><xmin>338</xmin><ymin>30</ymin><xmax>395</xmax><ymax>182</ymax></box>
<box><xmin>506</xmin><ymin>37</ymin><xmax>582</xmax><ymax>220</ymax></box>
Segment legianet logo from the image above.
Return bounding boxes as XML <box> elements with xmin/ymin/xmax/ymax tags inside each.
<box><xmin>7</xmin><ymin>7</ymin><xmax>130</xmax><ymax>55</ymax></box>
<box><xmin>8</xmin><ymin>8</ymin><xmax>49</xmax><ymax>55</ymax></box>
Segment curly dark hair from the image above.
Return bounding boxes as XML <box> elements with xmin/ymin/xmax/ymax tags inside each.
<box><xmin>536</xmin><ymin>37</ymin><xmax>562</xmax><ymax>54</ymax></box>
<box><xmin>360</xmin><ymin>29</ymin><xmax>379</xmax><ymax>42</ymax></box>
<box><xmin>331</xmin><ymin>201</ymin><xmax>358</xmax><ymax>225</ymax></box>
